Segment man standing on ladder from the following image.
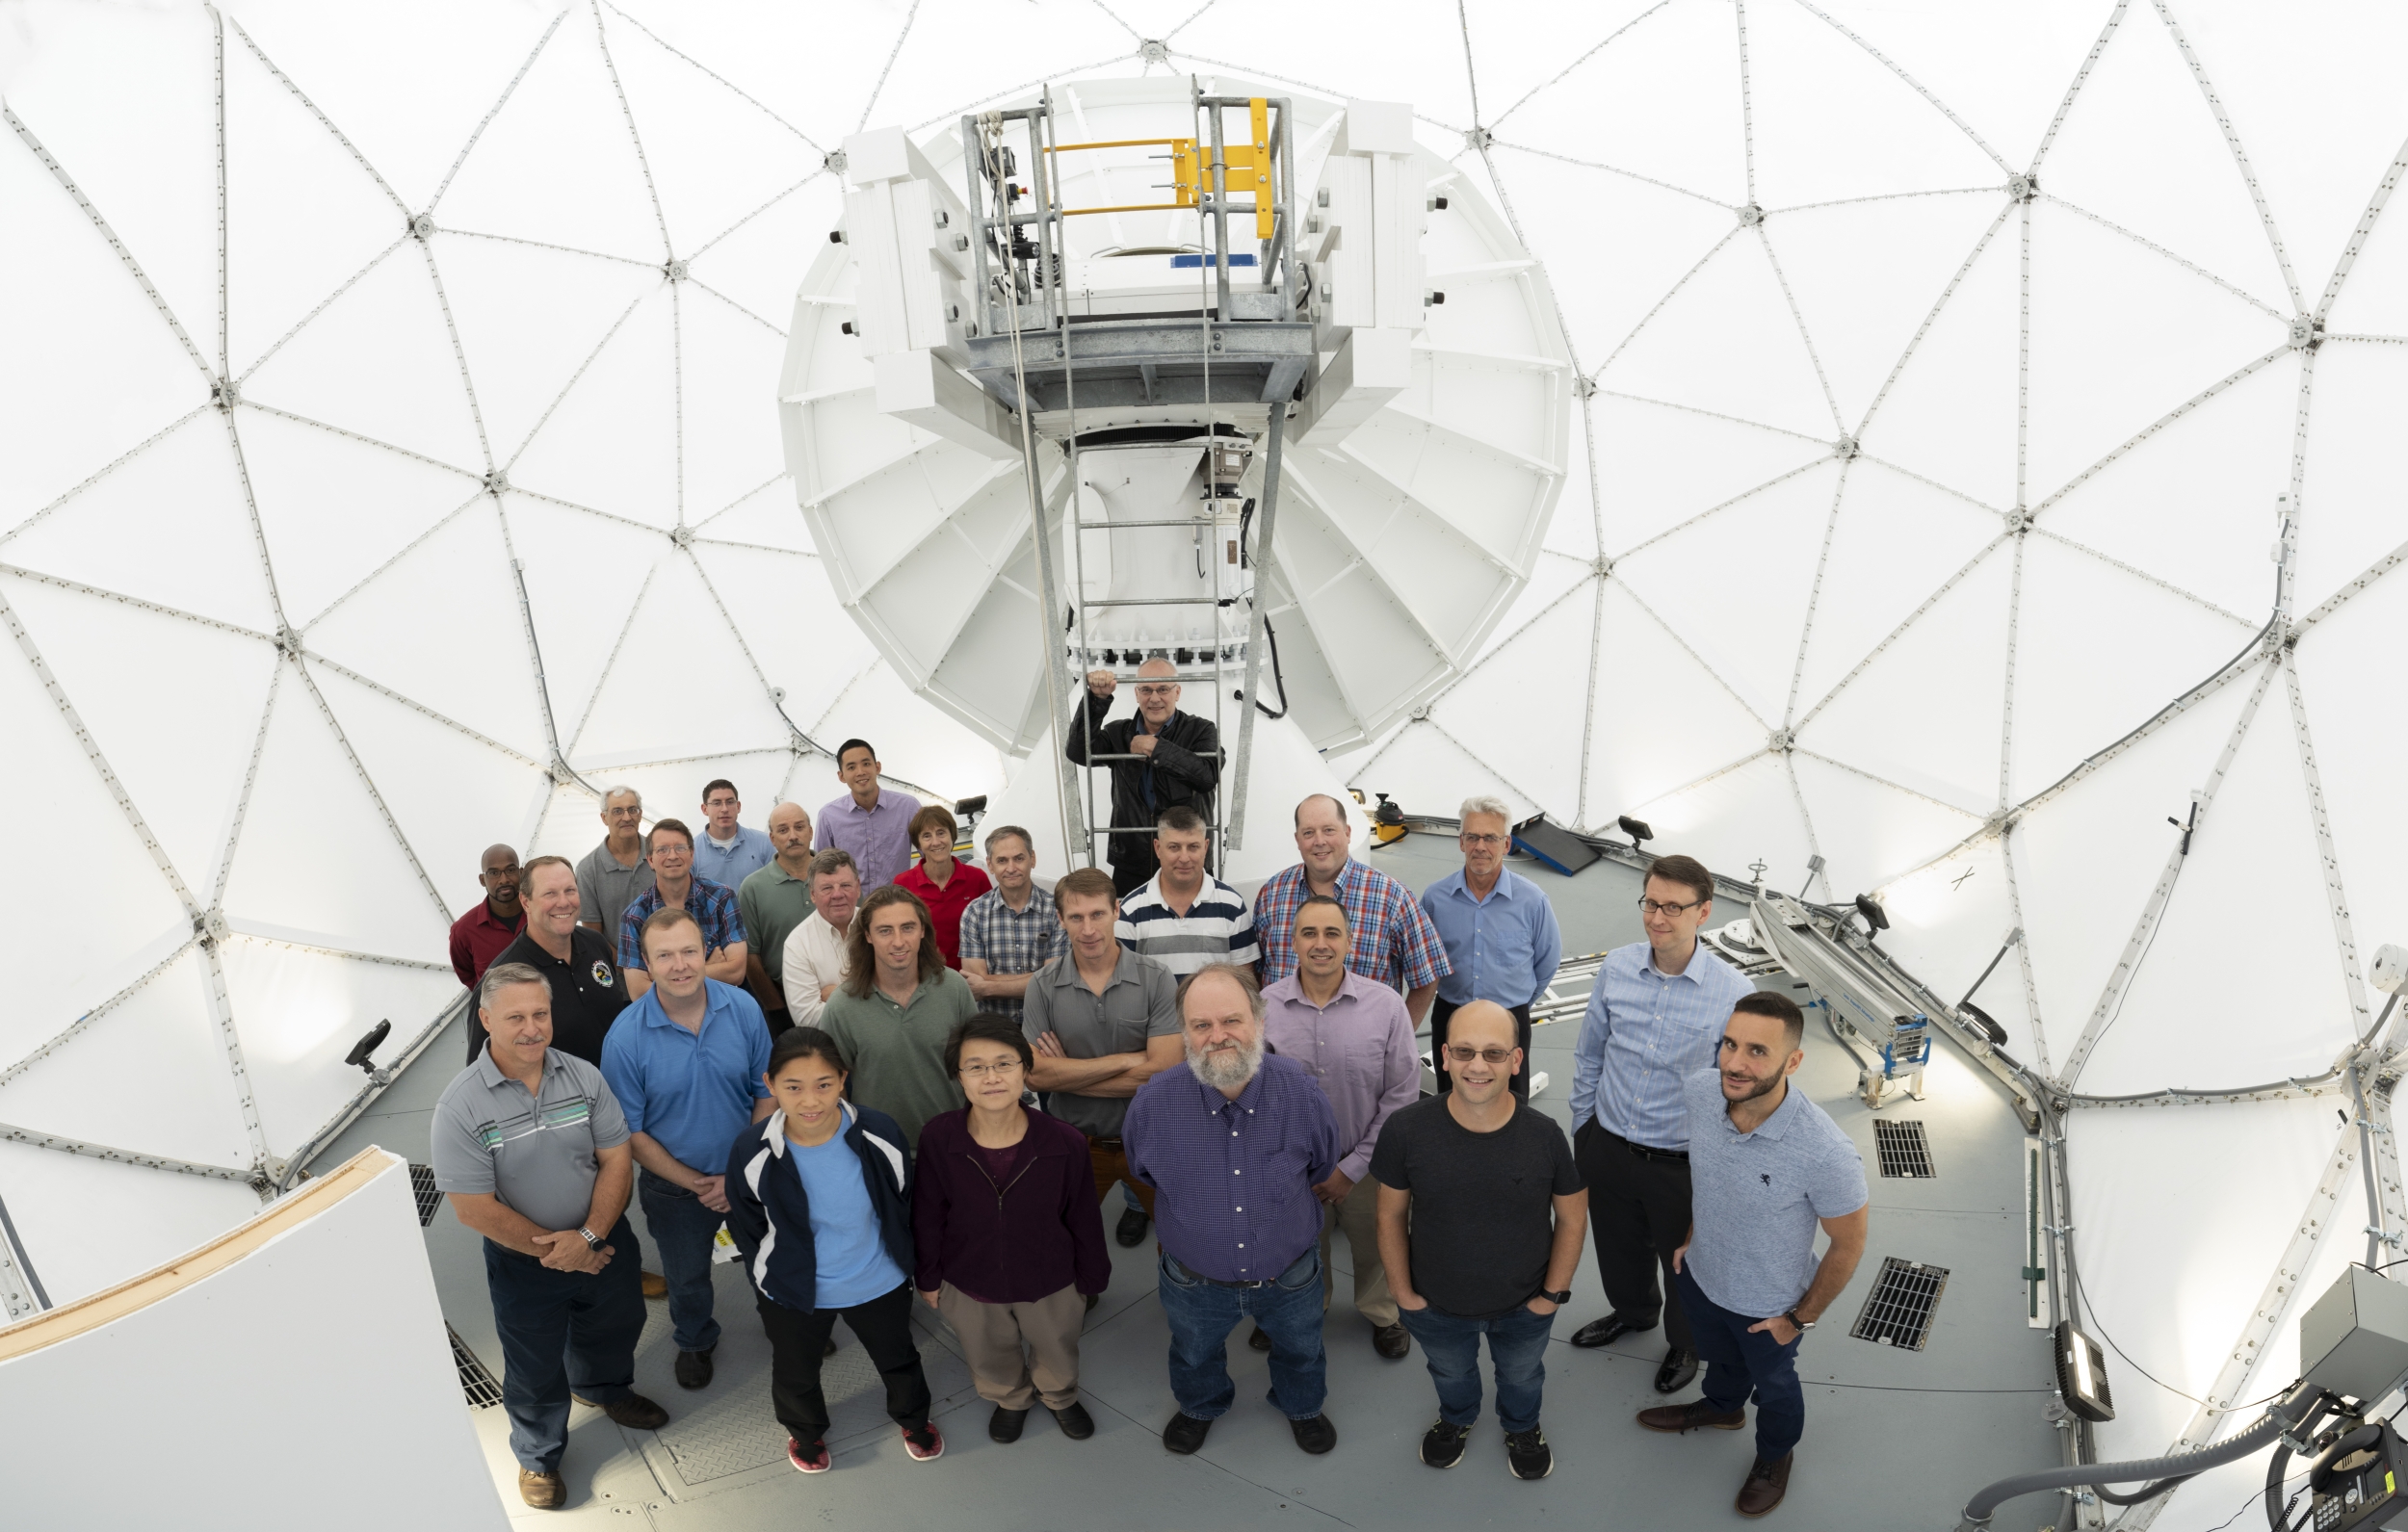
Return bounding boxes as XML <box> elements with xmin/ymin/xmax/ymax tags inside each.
<box><xmin>1066</xmin><ymin>657</ymin><xmax>1221</xmax><ymax>897</ymax></box>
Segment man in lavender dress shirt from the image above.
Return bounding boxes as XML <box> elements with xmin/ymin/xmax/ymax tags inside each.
<box><xmin>1260</xmin><ymin>895</ymin><xmax>1421</xmax><ymax>1362</ymax></box>
<box><xmin>813</xmin><ymin>739</ymin><xmax>920</xmax><ymax>894</ymax></box>
<box><xmin>1124</xmin><ymin>964</ymin><xmax>1341</xmax><ymax>1458</ymax></box>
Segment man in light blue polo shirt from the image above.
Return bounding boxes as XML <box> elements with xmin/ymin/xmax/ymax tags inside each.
<box><xmin>1421</xmin><ymin>794</ymin><xmax>1560</xmax><ymax>1100</ymax></box>
<box><xmin>1638</xmin><ymin>990</ymin><xmax>1868</xmax><ymax>1519</ymax></box>
<box><xmin>602</xmin><ymin>905</ymin><xmax>774</xmax><ymax>1391</ymax></box>
<box><xmin>1565</xmin><ymin>852</ymin><xmax>1754</xmax><ymax>1396</ymax></box>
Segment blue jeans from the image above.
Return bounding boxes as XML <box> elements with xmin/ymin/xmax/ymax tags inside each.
<box><xmin>1678</xmin><ymin>1265</ymin><xmax>1806</xmax><ymax>1462</ymax></box>
<box><xmin>640</xmin><ymin>1171</ymin><xmax>731</xmax><ymax>1353</ymax></box>
<box><xmin>1157</xmin><ymin>1246</ymin><xmax>1326</xmax><ymax>1420</ymax></box>
<box><xmin>1397</xmin><ymin>1300</ymin><xmax>1556</xmax><ymax>1433</ymax></box>
<box><xmin>484</xmin><ymin>1215</ymin><xmax>646</xmax><ymax>1473</ymax></box>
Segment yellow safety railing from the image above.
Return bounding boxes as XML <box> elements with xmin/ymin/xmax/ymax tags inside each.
<box><xmin>1041</xmin><ymin>99</ymin><xmax>1275</xmax><ymax>237</ymax></box>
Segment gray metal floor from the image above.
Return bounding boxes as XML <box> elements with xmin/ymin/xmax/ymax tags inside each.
<box><xmin>325</xmin><ymin>834</ymin><xmax>2058</xmax><ymax>1529</ymax></box>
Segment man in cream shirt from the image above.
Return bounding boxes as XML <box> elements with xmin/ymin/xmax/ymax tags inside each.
<box><xmin>779</xmin><ymin>848</ymin><xmax>861</xmax><ymax>1027</ymax></box>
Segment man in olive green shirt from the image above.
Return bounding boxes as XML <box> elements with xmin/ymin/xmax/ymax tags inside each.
<box><xmin>737</xmin><ymin>800</ymin><xmax>816</xmax><ymax>1031</ymax></box>
<box><xmin>815</xmin><ymin>884</ymin><xmax>977</xmax><ymax>1147</ymax></box>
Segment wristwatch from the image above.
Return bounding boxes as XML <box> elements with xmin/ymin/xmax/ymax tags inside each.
<box><xmin>1782</xmin><ymin>1308</ymin><xmax>1815</xmax><ymax>1333</ymax></box>
<box><xmin>577</xmin><ymin>1226</ymin><xmax>601</xmax><ymax>1248</ymax></box>
<box><xmin>1540</xmin><ymin>1288</ymin><xmax>1573</xmax><ymax>1305</ymax></box>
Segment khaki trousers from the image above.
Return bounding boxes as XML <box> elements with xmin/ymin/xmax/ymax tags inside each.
<box><xmin>1318</xmin><ymin>1174</ymin><xmax>1396</xmax><ymax>1327</ymax></box>
<box><xmin>935</xmin><ymin>1281</ymin><xmax>1086</xmax><ymax>1410</ymax></box>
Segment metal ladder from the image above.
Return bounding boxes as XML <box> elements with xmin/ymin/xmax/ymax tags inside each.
<box><xmin>980</xmin><ymin>88</ymin><xmax>1299</xmax><ymax>874</ymax></box>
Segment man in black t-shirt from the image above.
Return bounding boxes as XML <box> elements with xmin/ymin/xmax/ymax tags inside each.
<box><xmin>1374</xmin><ymin>1000</ymin><xmax>1586</xmax><ymax>1481</ymax></box>
<box><xmin>483</xmin><ymin>855</ymin><xmax>632</xmax><ymax>1067</ymax></box>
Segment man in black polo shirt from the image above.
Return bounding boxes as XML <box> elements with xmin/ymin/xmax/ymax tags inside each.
<box><xmin>1374</xmin><ymin>1000</ymin><xmax>1587</xmax><ymax>1481</ymax></box>
<box><xmin>483</xmin><ymin>855</ymin><xmax>631</xmax><ymax>1066</ymax></box>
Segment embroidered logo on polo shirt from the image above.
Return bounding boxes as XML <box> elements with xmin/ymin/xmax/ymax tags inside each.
<box><xmin>591</xmin><ymin>960</ymin><xmax>615</xmax><ymax>988</ymax></box>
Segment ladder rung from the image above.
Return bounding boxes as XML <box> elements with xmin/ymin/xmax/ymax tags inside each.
<box><xmin>1075</xmin><ymin>519</ymin><xmax>1217</xmax><ymax>530</ymax></box>
<box><xmin>1083</xmin><ymin>596</ymin><xmax>1233</xmax><ymax>608</ymax></box>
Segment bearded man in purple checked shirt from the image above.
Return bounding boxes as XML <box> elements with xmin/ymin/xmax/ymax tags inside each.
<box><xmin>1252</xmin><ymin>794</ymin><xmax>1450</xmax><ymax>1026</ymax></box>
<box><xmin>1124</xmin><ymin>964</ymin><xmax>1342</xmax><ymax>1459</ymax></box>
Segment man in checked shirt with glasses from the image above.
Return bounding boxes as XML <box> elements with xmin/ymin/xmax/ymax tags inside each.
<box><xmin>1565</xmin><ymin>853</ymin><xmax>1755</xmax><ymax>1398</ymax></box>
<box><xmin>1253</xmin><ymin>794</ymin><xmax>1450</xmax><ymax>1026</ymax></box>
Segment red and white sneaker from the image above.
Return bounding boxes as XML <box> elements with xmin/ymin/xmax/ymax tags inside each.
<box><xmin>787</xmin><ymin>1437</ymin><xmax>830</xmax><ymax>1474</ymax></box>
<box><xmin>901</xmin><ymin>1423</ymin><xmax>945</xmax><ymax>1462</ymax></box>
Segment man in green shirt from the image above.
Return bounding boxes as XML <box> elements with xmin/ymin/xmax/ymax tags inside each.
<box><xmin>738</xmin><ymin>800</ymin><xmax>816</xmax><ymax>1032</ymax></box>
<box><xmin>816</xmin><ymin>884</ymin><xmax>978</xmax><ymax>1147</ymax></box>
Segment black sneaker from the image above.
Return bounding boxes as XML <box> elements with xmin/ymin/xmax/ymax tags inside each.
<box><xmin>1505</xmin><ymin>1426</ymin><xmax>1554</xmax><ymax>1480</ymax></box>
<box><xmin>674</xmin><ymin>1347</ymin><xmax>714</xmax><ymax>1390</ymax></box>
<box><xmin>1419</xmin><ymin>1418</ymin><xmax>1471</xmax><ymax>1468</ymax></box>
<box><xmin>989</xmin><ymin>1406</ymin><xmax>1028</xmax><ymax>1443</ymax></box>
<box><xmin>1051</xmin><ymin>1401</ymin><xmax>1096</xmax><ymax>1440</ymax></box>
<box><xmin>1115</xmin><ymin>1207</ymin><xmax>1150</xmax><ymax>1247</ymax></box>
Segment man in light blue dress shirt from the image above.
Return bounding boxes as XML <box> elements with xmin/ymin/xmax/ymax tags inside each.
<box><xmin>1419</xmin><ymin>795</ymin><xmax>1561</xmax><ymax>1100</ymax></box>
<box><xmin>1564</xmin><ymin>852</ymin><xmax>1753</xmax><ymax>1397</ymax></box>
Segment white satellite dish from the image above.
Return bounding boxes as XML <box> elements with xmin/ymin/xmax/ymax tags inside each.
<box><xmin>778</xmin><ymin>77</ymin><xmax>1569</xmax><ymax>874</ymax></box>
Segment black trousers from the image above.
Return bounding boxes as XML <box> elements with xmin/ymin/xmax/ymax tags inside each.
<box><xmin>1572</xmin><ymin>1118</ymin><xmax>1695</xmax><ymax>1350</ymax></box>
<box><xmin>758</xmin><ymin>1281</ymin><xmax>931</xmax><ymax>1444</ymax></box>
<box><xmin>1109</xmin><ymin>848</ymin><xmax>1157</xmax><ymax>898</ymax></box>
<box><xmin>1428</xmin><ymin>998</ymin><xmax>1533</xmax><ymax>1099</ymax></box>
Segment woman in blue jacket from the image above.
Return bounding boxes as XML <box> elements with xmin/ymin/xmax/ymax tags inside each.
<box><xmin>725</xmin><ymin>1026</ymin><xmax>942</xmax><ymax>1472</ymax></box>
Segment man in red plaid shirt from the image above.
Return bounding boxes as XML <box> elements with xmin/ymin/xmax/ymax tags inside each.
<box><xmin>1253</xmin><ymin>795</ymin><xmax>1450</xmax><ymax>1025</ymax></box>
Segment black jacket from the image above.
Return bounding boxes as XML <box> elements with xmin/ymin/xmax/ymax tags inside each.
<box><xmin>724</xmin><ymin>1103</ymin><xmax>914</xmax><ymax>1313</ymax></box>
<box><xmin>1061</xmin><ymin>691</ymin><xmax>1221</xmax><ymax>868</ymax></box>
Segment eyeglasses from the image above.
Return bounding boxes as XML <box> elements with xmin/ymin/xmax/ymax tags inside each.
<box><xmin>1134</xmin><ymin>685</ymin><xmax>1178</xmax><ymax>698</ymax></box>
<box><xmin>1444</xmin><ymin>1045</ymin><xmax>1517</xmax><ymax>1065</ymax></box>
<box><xmin>958</xmin><ymin>1060</ymin><xmax>1024</xmax><ymax>1078</ymax></box>
<box><xmin>1638</xmin><ymin>896</ymin><xmax>1703</xmax><ymax>918</ymax></box>
<box><xmin>1460</xmin><ymin>833</ymin><xmax>1506</xmax><ymax>846</ymax></box>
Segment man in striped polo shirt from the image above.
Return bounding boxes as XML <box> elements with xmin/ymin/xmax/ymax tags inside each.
<box><xmin>1115</xmin><ymin>806</ymin><xmax>1260</xmax><ymax>979</ymax></box>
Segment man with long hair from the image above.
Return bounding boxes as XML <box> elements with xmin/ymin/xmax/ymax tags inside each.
<box><xmin>816</xmin><ymin>885</ymin><xmax>978</xmax><ymax>1148</ymax></box>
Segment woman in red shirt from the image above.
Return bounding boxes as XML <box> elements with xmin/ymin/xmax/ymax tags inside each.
<box><xmin>894</xmin><ymin>804</ymin><xmax>991</xmax><ymax>968</ymax></box>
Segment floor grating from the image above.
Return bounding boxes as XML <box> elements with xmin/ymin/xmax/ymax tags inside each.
<box><xmin>1851</xmin><ymin>1258</ymin><xmax>1949</xmax><ymax>1350</ymax></box>
<box><xmin>449</xmin><ymin>1324</ymin><xmax>504</xmax><ymax>1409</ymax></box>
<box><xmin>408</xmin><ymin>1162</ymin><xmax>442</xmax><ymax>1226</ymax></box>
<box><xmin>1872</xmin><ymin>1119</ymin><xmax>1936</xmax><ymax>1179</ymax></box>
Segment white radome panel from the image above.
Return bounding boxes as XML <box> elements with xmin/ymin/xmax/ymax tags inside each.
<box><xmin>0</xmin><ymin>10</ymin><xmax>2404</xmax><ymax>1526</ymax></box>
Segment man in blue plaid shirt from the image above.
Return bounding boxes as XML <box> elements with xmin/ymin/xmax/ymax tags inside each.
<box><xmin>616</xmin><ymin>818</ymin><xmax>746</xmax><ymax>1003</ymax></box>
<box><xmin>1254</xmin><ymin>795</ymin><xmax>1449</xmax><ymax>1025</ymax></box>
<box><xmin>957</xmin><ymin>824</ymin><xmax>1065</xmax><ymax>1020</ymax></box>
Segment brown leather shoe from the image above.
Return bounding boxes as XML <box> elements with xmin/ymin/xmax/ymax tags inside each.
<box><xmin>641</xmin><ymin>1270</ymin><xmax>667</xmax><ymax>1300</ymax></box>
<box><xmin>517</xmin><ymin>1468</ymin><xmax>565</xmax><ymax>1509</ymax></box>
<box><xmin>1636</xmin><ymin>1399</ymin><xmax>1747</xmax><ymax>1434</ymax></box>
<box><xmin>1737</xmin><ymin>1453</ymin><xmax>1793</xmax><ymax>1517</ymax></box>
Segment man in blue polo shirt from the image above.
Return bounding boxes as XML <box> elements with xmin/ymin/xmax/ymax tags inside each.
<box><xmin>1420</xmin><ymin>794</ymin><xmax>1560</xmax><ymax>1100</ymax></box>
<box><xmin>602</xmin><ymin>906</ymin><xmax>774</xmax><ymax>1391</ymax></box>
<box><xmin>1637</xmin><ymin>990</ymin><xmax>1869</xmax><ymax>1519</ymax></box>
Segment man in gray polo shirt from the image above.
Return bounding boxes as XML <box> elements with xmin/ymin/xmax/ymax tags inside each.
<box><xmin>1636</xmin><ymin>991</ymin><xmax>1868</xmax><ymax>1519</ymax></box>
<box><xmin>432</xmin><ymin>961</ymin><xmax>669</xmax><ymax>1510</ymax></box>
<box><xmin>1024</xmin><ymin>867</ymin><xmax>1180</xmax><ymax>1222</ymax></box>
<box><xmin>577</xmin><ymin>785</ymin><xmax>655</xmax><ymax>945</ymax></box>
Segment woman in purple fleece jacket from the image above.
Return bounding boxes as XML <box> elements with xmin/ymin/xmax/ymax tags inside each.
<box><xmin>913</xmin><ymin>1016</ymin><xmax>1112</xmax><ymax>1444</ymax></box>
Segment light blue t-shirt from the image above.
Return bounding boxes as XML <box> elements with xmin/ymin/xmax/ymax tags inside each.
<box><xmin>1682</xmin><ymin>1067</ymin><xmax>1869</xmax><ymax>1318</ymax></box>
<box><xmin>791</xmin><ymin>1132</ymin><xmax>907</xmax><ymax>1309</ymax></box>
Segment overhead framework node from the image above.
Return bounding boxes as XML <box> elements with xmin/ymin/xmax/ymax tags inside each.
<box><xmin>1737</xmin><ymin>202</ymin><xmax>1765</xmax><ymax>226</ymax></box>
<box><xmin>665</xmin><ymin>258</ymin><xmax>689</xmax><ymax>282</ymax></box>
<box><xmin>1984</xmin><ymin>809</ymin><xmax>2017</xmax><ymax>836</ymax></box>
<box><xmin>1591</xmin><ymin>554</ymin><xmax>1613</xmax><ymax>578</ymax></box>
<box><xmin>2004</xmin><ymin>506</ymin><xmax>2031</xmax><ymax>534</ymax></box>
<box><xmin>1833</xmin><ymin>435</ymin><xmax>1859</xmax><ymax>460</ymax></box>
<box><xmin>1464</xmin><ymin>125</ymin><xmax>1492</xmax><ymax>152</ymax></box>
<box><xmin>275</xmin><ymin>625</ymin><xmax>303</xmax><ymax>658</ymax></box>
<box><xmin>409</xmin><ymin>212</ymin><xmax>435</xmax><ymax>241</ymax></box>
<box><xmin>669</xmin><ymin>524</ymin><xmax>694</xmax><ymax>549</ymax></box>
<box><xmin>1575</xmin><ymin>373</ymin><xmax>1598</xmax><ymax>400</ymax></box>
<box><xmin>1768</xmin><ymin>727</ymin><xmax>1794</xmax><ymax>754</ymax></box>
<box><xmin>2290</xmin><ymin>316</ymin><xmax>2325</xmax><ymax>351</ymax></box>
<box><xmin>483</xmin><ymin>467</ymin><xmax>509</xmax><ymax>494</ymax></box>
<box><xmin>1137</xmin><ymin>38</ymin><xmax>1169</xmax><ymax>65</ymax></box>
<box><xmin>823</xmin><ymin>148</ymin><xmax>848</xmax><ymax>177</ymax></box>
<box><xmin>210</xmin><ymin>376</ymin><xmax>240</xmax><ymax>411</ymax></box>
<box><xmin>2006</xmin><ymin>173</ymin><xmax>2037</xmax><ymax>203</ymax></box>
<box><xmin>195</xmin><ymin>908</ymin><xmax>232</xmax><ymax>947</ymax></box>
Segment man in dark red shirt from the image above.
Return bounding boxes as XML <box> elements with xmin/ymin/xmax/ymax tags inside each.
<box><xmin>450</xmin><ymin>844</ymin><xmax>527</xmax><ymax>990</ymax></box>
